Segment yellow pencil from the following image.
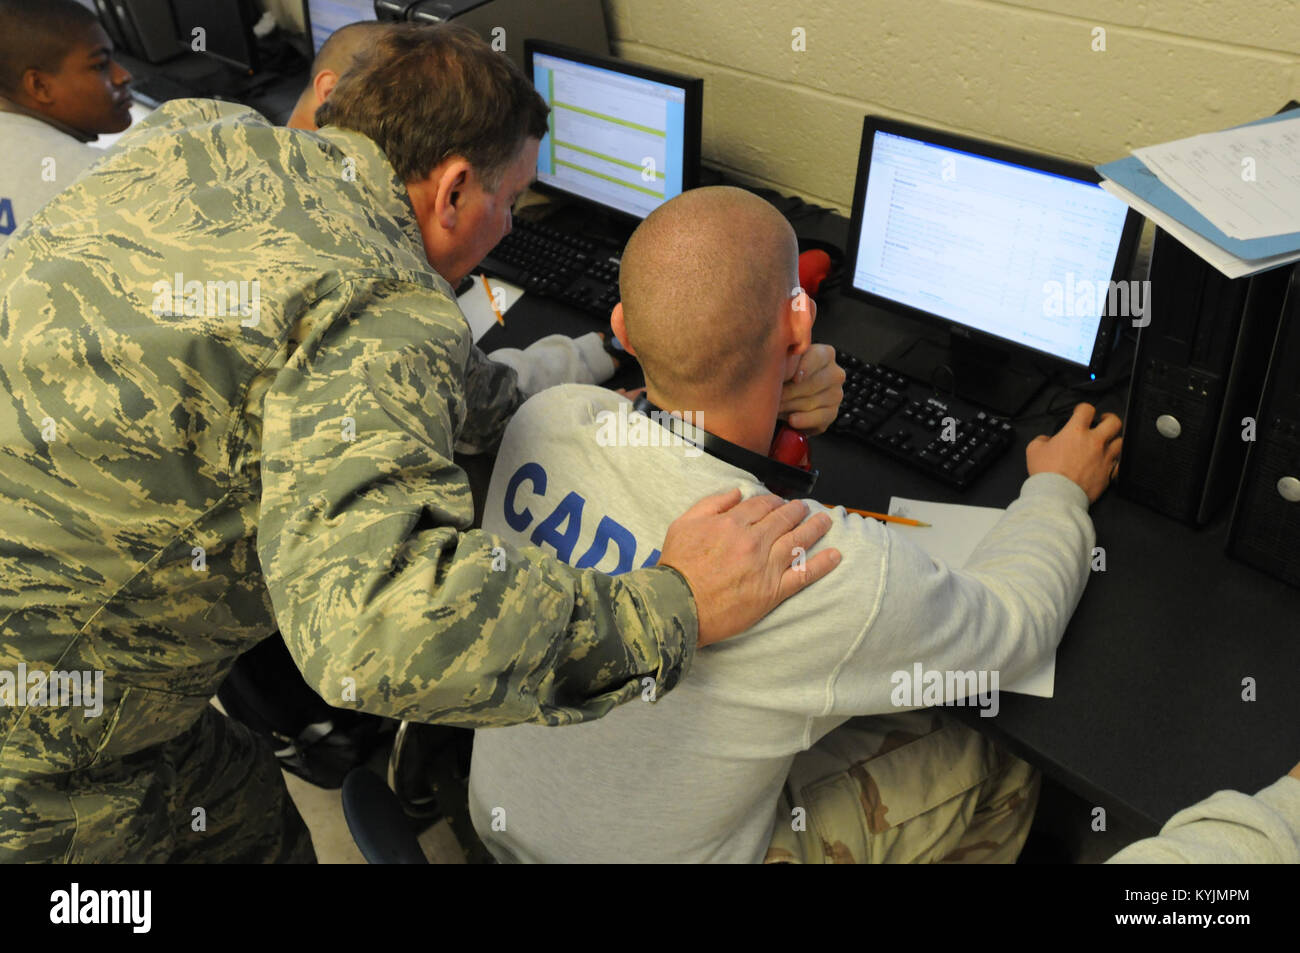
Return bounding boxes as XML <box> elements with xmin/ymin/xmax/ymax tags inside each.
<box><xmin>843</xmin><ymin>506</ymin><xmax>930</xmax><ymax>527</ymax></box>
<box><xmin>481</xmin><ymin>275</ymin><xmax>504</xmax><ymax>325</ymax></box>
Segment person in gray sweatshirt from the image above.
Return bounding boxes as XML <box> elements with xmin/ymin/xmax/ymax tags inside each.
<box><xmin>0</xmin><ymin>0</ymin><xmax>134</xmax><ymax>246</ymax></box>
<box><xmin>466</xmin><ymin>184</ymin><xmax>1167</xmax><ymax>864</ymax></box>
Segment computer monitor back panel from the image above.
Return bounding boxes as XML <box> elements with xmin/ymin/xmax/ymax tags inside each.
<box><xmin>109</xmin><ymin>0</ymin><xmax>178</xmax><ymax>63</ymax></box>
<box><xmin>170</xmin><ymin>0</ymin><xmax>259</xmax><ymax>71</ymax></box>
<box><xmin>843</xmin><ymin>117</ymin><xmax>1142</xmax><ymax>393</ymax></box>
<box><xmin>1228</xmin><ymin>267</ymin><xmax>1300</xmax><ymax>587</ymax></box>
<box><xmin>92</xmin><ymin>0</ymin><xmax>129</xmax><ymax>50</ymax></box>
<box><xmin>411</xmin><ymin>0</ymin><xmax>609</xmax><ymax>74</ymax></box>
<box><xmin>1118</xmin><ymin>231</ymin><xmax>1290</xmax><ymax>525</ymax></box>
<box><xmin>526</xmin><ymin>40</ymin><xmax>701</xmax><ymax>223</ymax></box>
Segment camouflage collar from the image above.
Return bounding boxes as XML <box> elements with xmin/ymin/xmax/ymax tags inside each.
<box><xmin>142</xmin><ymin>99</ymin><xmax>434</xmax><ymax>280</ymax></box>
<box><xmin>0</xmin><ymin>95</ymin><xmax>96</xmax><ymax>142</ymax></box>
<box><xmin>312</xmin><ymin>124</ymin><xmax>429</xmax><ymax>259</ymax></box>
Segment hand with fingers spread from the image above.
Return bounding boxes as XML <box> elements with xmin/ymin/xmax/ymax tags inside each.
<box><xmin>658</xmin><ymin>488</ymin><xmax>841</xmax><ymax>646</ymax></box>
<box><xmin>1026</xmin><ymin>403</ymin><xmax>1124</xmax><ymax>503</ymax></box>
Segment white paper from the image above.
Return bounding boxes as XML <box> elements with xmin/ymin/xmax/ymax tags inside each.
<box><xmin>1099</xmin><ymin>179</ymin><xmax>1300</xmax><ymax>280</ymax></box>
<box><xmin>456</xmin><ymin>274</ymin><xmax>525</xmax><ymax>343</ymax></box>
<box><xmin>887</xmin><ymin>496</ymin><xmax>1056</xmax><ymax>698</ymax></box>
<box><xmin>1134</xmin><ymin>118</ymin><xmax>1300</xmax><ymax>241</ymax></box>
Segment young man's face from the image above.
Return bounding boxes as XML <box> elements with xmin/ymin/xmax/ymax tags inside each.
<box><xmin>36</xmin><ymin>23</ymin><xmax>133</xmax><ymax>137</ymax></box>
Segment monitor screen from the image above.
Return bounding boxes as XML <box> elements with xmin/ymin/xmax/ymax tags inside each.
<box><xmin>306</xmin><ymin>0</ymin><xmax>377</xmax><ymax>55</ymax></box>
<box><xmin>848</xmin><ymin>124</ymin><xmax>1135</xmax><ymax>368</ymax></box>
<box><xmin>529</xmin><ymin>44</ymin><xmax>701</xmax><ymax>221</ymax></box>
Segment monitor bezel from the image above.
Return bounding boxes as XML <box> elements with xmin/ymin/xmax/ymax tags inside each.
<box><xmin>523</xmin><ymin>38</ymin><xmax>703</xmax><ymax>224</ymax></box>
<box><xmin>842</xmin><ymin>115</ymin><xmax>1144</xmax><ymax>376</ymax></box>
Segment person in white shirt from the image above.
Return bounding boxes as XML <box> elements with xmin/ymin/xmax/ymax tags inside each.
<box><xmin>468</xmin><ymin>185</ymin><xmax>1127</xmax><ymax>863</ymax></box>
<box><xmin>0</xmin><ymin>0</ymin><xmax>133</xmax><ymax>246</ymax></box>
<box><xmin>1107</xmin><ymin>760</ymin><xmax>1300</xmax><ymax>863</ymax></box>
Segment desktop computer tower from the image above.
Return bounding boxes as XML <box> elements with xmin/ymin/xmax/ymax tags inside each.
<box><xmin>381</xmin><ymin>0</ymin><xmax>610</xmax><ymax>73</ymax></box>
<box><xmin>1227</xmin><ymin>267</ymin><xmax>1300</xmax><ymax>588</ymax></box>
<box><xmin>1117</xmin><ymin>229</ymin><xmax>1292</xmax><ymax>525</ymax></box>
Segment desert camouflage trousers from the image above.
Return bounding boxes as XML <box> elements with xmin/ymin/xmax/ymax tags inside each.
<box><xmin>764</xmin><ymin>710</ymin><xmax>1038</xmax><ymax>864</ymax></box>
<box><xmin>0</xmin><ymin>705</ymin><xmax>315</xmax><ymax>863</ymax></box>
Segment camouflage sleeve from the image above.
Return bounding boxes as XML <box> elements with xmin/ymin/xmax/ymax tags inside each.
<box><xmin>256</xmin><ymin>277</ymin><xmax>698</xmax><ymax>729</ymax></box>
<box><xmin>453</xmin><ymin>342</ymin><xmax>526</xmax><ymax>455</ymax></box>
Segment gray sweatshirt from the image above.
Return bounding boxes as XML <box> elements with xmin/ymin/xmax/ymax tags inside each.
<box><xmin>468</xmin><ymin>384</ymin><xmax>1096</xmax><ymax>862</ymax></box>
<box><xmin>1107</xmin><ymin>776</ymin><xmax>1300</xmax><ymax>863</ymax></box>
<box><xmin>0</xmin><ymin>109</ymin><xmax>99</xmax><ymax>248</ymax></box>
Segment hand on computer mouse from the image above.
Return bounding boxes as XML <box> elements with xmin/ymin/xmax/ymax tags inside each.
<box><xmin>1025</xmin><ymin>402</ymin><xmax>1123</xmax><ymax>504</ymax></box>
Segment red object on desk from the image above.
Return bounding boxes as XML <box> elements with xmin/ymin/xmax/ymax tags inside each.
<box><xmin>798</xmin><ymin>248</ymin><xmax>833</xmax><ymax>297</ymax></box>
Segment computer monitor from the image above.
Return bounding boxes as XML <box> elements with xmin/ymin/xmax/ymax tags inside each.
<box><xmin>169</xmin><ymin>0</ymin><xmax>260</xmax><ymax>72</ymax></box>
<box><xmin>305</xmin><ymin>0</ymin><xmax>378</xmax><ymax>56</ymax></box>
<box><xmin>525</xmin><ymin>40</ymin><xmax>702</xmax><ymax>222</ymax></box>
<box><xmin>844</xmin><ymin>116</ymin><xmax>1142</xmax><ymax>415</ymax></box>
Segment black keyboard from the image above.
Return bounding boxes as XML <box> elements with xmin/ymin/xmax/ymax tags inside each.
<box><xmin>479</xmin><ymin>218</ymin><xmax>622</xmax><ymax>318</ymax></box>
<box><xmin>830</xmin><ymin>352</ymin><xmax>1017</xmax><ymax>489</ymax></box>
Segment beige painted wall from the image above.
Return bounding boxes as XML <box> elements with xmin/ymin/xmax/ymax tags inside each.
<box><xmin>606</xmin><ymin>0</ymin><xmax>1300</xmax><ymax>213</ymax></box>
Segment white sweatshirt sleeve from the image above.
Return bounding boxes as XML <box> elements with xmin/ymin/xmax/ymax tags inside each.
<box><xmin>817</xmin><ymin>472</ymin><xmax>1095</xmax><ymax>716</ymax></box>
<box><xmin>1104</xmin><ymin>776</ymin><xmax>1300</xmax><ymax>863</ymax></box>
<box><xmin>486</xmin><ymin>332</ymin><xmax>617</xmax><ymax>396</ymax></box>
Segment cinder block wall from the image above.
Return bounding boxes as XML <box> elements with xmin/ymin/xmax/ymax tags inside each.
<box><xmin>606</xmin><ymin>0</ymin><xmax>1300</xmax><ymax>212</ymax></box>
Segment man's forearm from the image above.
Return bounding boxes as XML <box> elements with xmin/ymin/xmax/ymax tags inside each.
<box><xmin>264</xmin><ymin>517</ymin><xmax>698</xmax><ymax>727</ymax></box>
<box><xmin>486</xmin><ymin>332</ymin><xmax>616</xmax><ymax>398</ymax></box>
<box><xmin>456</xmin><ymin>342</ymin><xmax>528</xmax><ymax>454</ymax></box>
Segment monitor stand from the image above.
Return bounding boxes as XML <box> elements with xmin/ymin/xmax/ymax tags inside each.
<box><xmin>882</xmin><ymin>333</ymin><xmax>1047</xmax><ymax>418</ymax></box>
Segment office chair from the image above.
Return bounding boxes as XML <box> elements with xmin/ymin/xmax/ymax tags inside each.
<box><xmin>340</xmin><ymin>767</ymin><xmax>430</xmax><ymax>864</ymax></box>
<box><xmin>388</xmin><ymin>719</ymin><xmax>496</xmax><ymax>863</ymax></box>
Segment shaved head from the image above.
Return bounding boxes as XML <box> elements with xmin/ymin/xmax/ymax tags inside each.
<box><xmin>289</xmin><ymin>21</ymin><xmax>395</xmax><ymax>130</ymax></box>
<box><xmin>619</xmin><ymin>186</ymin><xmax>798</xmax><ymax>404</ymax></box>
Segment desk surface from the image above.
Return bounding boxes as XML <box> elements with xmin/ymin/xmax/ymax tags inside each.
<box><xmin>474</xmin><ymin>204</ymin><xmax>1300</xmax><ymax>836</ymax></box>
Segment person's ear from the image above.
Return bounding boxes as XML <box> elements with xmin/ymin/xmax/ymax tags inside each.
<box><xmin>610</xmin><ymin>302</ymin><xmax>638</xmax><ymax>356</ymax></box>
<box><xmin>313</xmin><ymin>69</ymin><xmax>339</xmax><ymax>108</ymax></box>
<box><xmin>434</xmin><ymin>158</ymin><xmax>472</xmax><ymax>230</ymax></box>
<box><xmin>21</xmin><ymin>68</ymin><xmax>56</xmax><ymax>107</ymax></box>
<box><xmin>786</xmin><ymin>290</ymin><xmax>815</xmax><ymax>357</ymax></box>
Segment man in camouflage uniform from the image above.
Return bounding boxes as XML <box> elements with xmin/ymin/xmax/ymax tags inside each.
<box><xmin>0</xmin><ymin>25</ymin><xmax>844</xmax><ymax>862</ymax></box>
